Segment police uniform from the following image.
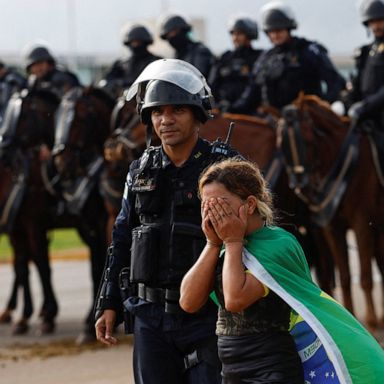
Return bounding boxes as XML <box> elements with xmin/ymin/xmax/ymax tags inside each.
<box><xmin>29</xmin><ymin>67</ymin><xmax>80</xmax><ymax>98</ymax></box>
<box><xmin>348</xmin><ymin>39</ymin><xmax>384</xmax><ymax>127</ymax></box>
<box><xmin>101</xmin><ymin>139</ymin><xmax>237</xmax><ymax>384</ymax></box>
<box><xmin>103</xmin><ymin>51</ymin><xmax>161</xmax><ymax>95</ymax></box>
<box><xmin>173</xmin><ymin>40</ymin><xmax>214</xmax><ymax>80</ymax></box>
<box><xmin>159</xmin><ymin>15</ymin><xmax>214</xmax><ymax>79</ymax></box>
<box><xmin>209</xmin><ymin>46</ymin><xmax>263</xmax><ymax>110</ymax></box>
<box><xmin>95</xmin><ymin>58</ymin><xmax>239</xmax><ymax>383</ymax></box>
<box><xmin>231</xmin><ymin>37</ymin><xmax>345</xmax><ymax>114</ymax></box>
<box><xmin>0</xmin><ymin>67</ymin><xmax>26</xmax><ymax>122</ymax></box>
<box><xmin>101</xmin><ymin>24</ymin><xmax>161</xmax><ymax>99</ymax></box>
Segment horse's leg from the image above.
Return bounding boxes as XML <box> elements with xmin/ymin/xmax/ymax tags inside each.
<box><xmin>354</xmin><ymin>226</ymin><xmax>377</xmax><ymax>330</ymax></box>
<box><xmin>0</xmin><ymin>275</ymin><xmax>17</xmax><ymax>323</ymax></box>
<box><xmin>323</xmin><ymin>225</ymin><xmax>354</xmax><ymax>313</ymax></box>
<box><xmin>29</xmin><ymin>226</ymin><xmax>58</xmax><ymax>334</ymax></box>
<box><xmin>373</xmin><ymin>230</ymin><xmax>384</xmax><ymax>327</ymax></box>
<box><xmin>76</xmin><ymin>205</ymin><xmax>107</xmax><ymax>343</ymax></box>
<box><xmin>8</xmin><ymin>232</ymin><xmax>33</xmax><ymax>334</ymax></box>
<box><xmin>309</xmin><ymin>226</ymin><xmax>335</xmax><ymax>295</ymax></box>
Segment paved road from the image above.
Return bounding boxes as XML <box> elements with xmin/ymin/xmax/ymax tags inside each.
<box><xmin>0</xmin><ymin>259</ymin><xmax>135</xmax><ymax>384</ymax></box>
<box><xmin>0</xmin><ymin>232</ymin><xmax>382</xmax><ymax>383</ymax></box>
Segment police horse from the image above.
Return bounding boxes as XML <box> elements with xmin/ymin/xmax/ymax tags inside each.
<box><xmin>52</xmin><ymin>86</ymin><xmax>114</xmax><ymax>340</ymax></box>
<box><xmin>0</xmin><ymin>86</ymin><xmax>114</xmax><ymax>339</ymax></box>
<box><xmin>101</xmin><ymin>96</ymin><xmax>148</xmax><ymax>242</ymax></box>
<box><xmin>0</xmin><ymin>89</ymin><xmax>60</xmax><ymax>334</ymax></box>
<box><xmin>280</xmin><ymin>94</ymin><xmax>384</xmax><ymax>330</ymax></box>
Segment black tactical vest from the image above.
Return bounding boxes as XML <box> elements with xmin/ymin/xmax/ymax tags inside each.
<box><xmin>129</xmin><ymin>139</ymin><xmax>232</xmax><ymax>287</ymax></box>
<box><xmin>360</xmin><ymin>40</ymin><xmax>384</xmax><ymax>97</ymax></box>
<box><xmin>255</xmin><ymin>38</ymin><xmax>323</xmax><ymax>109</ymax></box>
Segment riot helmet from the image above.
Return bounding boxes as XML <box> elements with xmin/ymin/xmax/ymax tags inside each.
<box><xmin>122</xmin><ymin>24</ymin><xmax>153</xmax><ymax>46</ymax></box>
<box><xmin>360</xmin><ymin>0</ymin><xmax>384</xmax><ymax>25</ymax></box>
<box><xmin>159</xmin><ymin>15</ymin><xmax>191</xmax><ymax>39</ymax></box>
<box><xmin>260</xmin><ymin>1</ymin><xmax>297</xmax><ymax>32</ymax></box>
<box><xmin>229</xmin><ymin>17</ymin><xmax>258</xmax><ymax>40</ymax></box>
<box><xmin>126</xmin><ymin>59</ymin><xmax>213</xmax><ymax>124</ymax></box>
<box><xmin>25</xmin><ymin>46</ymin><xmax>55</xmax><ymax>71</ymax></box>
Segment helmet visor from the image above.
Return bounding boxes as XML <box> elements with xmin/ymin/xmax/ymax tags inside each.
<box><xmin>126</xmin><ymin>59</ymin><xmax>212</xmax><ymax>100</ymax></box>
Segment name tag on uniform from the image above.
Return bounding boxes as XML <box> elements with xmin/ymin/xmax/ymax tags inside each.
<box><xmin>132</xmin><ymin>175</ymin><xmax>156</xmax><ymax>192</ymax></box>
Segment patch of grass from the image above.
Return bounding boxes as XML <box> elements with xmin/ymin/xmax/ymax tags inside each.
<box><xmin>0</xmin><ymin>229</ymin><xmax>85</xmax><ymax>263</ymax></box>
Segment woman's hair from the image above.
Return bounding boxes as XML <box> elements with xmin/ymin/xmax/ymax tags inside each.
<box><xmin>198</xmin><ymin>158</ymin><xmax>274</xmax><ymax>225</ymax></box>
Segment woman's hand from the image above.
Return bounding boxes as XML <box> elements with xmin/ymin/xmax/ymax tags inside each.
<box><xmin>201</xmin><ymin>200</ymin><xmax>222</xmax><ymax>246</ymax></box>
<box><xmin>207</xmin><ymin>197</ymin><xmax>247</xmax><ymax>242</ymax></box>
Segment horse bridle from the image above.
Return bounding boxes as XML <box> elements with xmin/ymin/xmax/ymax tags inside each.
<box><xmin>281</xmin><ymin>104</ymin><xmax>361</xmax><ymax>226</ymax></box>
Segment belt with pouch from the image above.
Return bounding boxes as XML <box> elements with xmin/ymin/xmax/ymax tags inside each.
<box><xmin>137</xmin><ymin>283</ymin><xmax>182</xmax><ymax>314</ymax></box>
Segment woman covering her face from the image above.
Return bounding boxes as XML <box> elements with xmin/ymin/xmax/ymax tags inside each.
<box><xmin>180</xmin><ymin>158</ymin><xmax>384</xmax><ymax>384</ymax></box>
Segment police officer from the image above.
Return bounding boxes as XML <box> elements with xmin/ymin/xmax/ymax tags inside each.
<box><xmin>95</xmin><ymin>59</ymin><xmax>238</xmax><ymax>384</ymax></box>
<box><xmin>24</xmin><ymin>46</ymin><xmax>80</xmax><ymax>161</ymax></box>
<box><xmin>100</xmin><ymin>24</ymin><xmax>162</xmax><ymax>99</ymax></box>
<box><xmin>347</xmin><ymin>0</ymin><xmax>384</xmax><ymax>128</ymax></box>
<box><xmin>25</xmin><ymin>45</ymin><xmax>80</xmax><ymax>98</ymax></box>
<box><xmin>0</xmin><ymin>61</ymin><xmax>26</xmax><ymax>123</ymax></box>
<box><xmin>208</xmin><ymin>17</ymin><xmax>263</xmax><ymax>112</ymax></box>
<box><xmin>159</xmin><ymin>15</ymin><xmax>214</xmax><ymax>79</ymax></box>
<box><xmin>230</xmin><ymin>1</ymin><xmax>345</xmax><ymax>114</ymax></box>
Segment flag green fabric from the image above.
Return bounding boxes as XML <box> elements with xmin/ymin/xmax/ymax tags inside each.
<box><xmin>242</xmin><ymin>226</ymin><xmax>384</xmax><ymax>384</ymax></box>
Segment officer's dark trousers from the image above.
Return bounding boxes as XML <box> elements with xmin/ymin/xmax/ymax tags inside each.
<box><xmin>125</xmin><ymin>297</ymin><xmax>221</xmax><ymax>384</ymax></box>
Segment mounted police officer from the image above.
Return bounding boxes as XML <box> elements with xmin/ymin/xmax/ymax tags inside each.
<box><xmin>230</xmin><ymin>1</ymin><xmax>345</xmax><ymax>114</ymax></box>
<box><xmin>208</xmin><ymin>16</ymin><xmax>263</xmax><ymax>112</ymax></box>
<box><xmin>23</xmin><ymin>45</ymin><xmax>80</xmax><ymax>161</ymax></box>
<box><xmin>346</xmin><ymin>0</ymin><xmax>384</xmax><ymax>130</ymax></box>
<box><xmin>100</xmin><ymin>24</ymin><xmax>162</xmax><ymax>99</ymax></box>
<box><xmin>25</xmin><ymin>45</ymin><xmax>80</xmax><ymax>98</ymax></box>
<box><xmin>159</xmin><ymin>15</ymin><xmax>214</xmax><ymax>79</ymax></box>
<box><xmin>95</xmin><ymin>59</ymin><xmax>238</xmax><ymax>383</ymax></box>
<box><xmin>0</xmin><ymin>61</ymin><xmax>26</xmax><ymax>124</ymax></box>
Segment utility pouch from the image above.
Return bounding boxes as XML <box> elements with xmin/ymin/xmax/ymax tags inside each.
<box><xmin>130</xmin><ymin>225</ymin><xmax>160</xmax><ymax>283</ymax></box>
<box><xmin>170</xmin><ymin>222</ymin><xmax>205</xmax><ymax>272</ymax></box>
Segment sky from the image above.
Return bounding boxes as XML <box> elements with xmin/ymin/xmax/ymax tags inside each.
<box><xmin>0</xmin><ymin>0</ymin><xmax>369</xmax><ymax>63</ymax></box>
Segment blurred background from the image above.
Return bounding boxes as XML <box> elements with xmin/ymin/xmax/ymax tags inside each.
<box><xmin>0</xmin><ymin>0</ymin><xmax>370</xmax><ymax>84</ymax></box>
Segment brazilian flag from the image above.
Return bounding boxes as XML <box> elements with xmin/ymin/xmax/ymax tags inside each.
<box><xmin>242</xmin><ymin>226</ymin><xmax>384</xmax><ymax>384</ymax></box>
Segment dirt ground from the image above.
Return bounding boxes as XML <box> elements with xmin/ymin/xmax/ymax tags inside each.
<box><xmin>0</xmin><ymin>233</ymin><xmax>383</xmax><ymax>384</ymax></box>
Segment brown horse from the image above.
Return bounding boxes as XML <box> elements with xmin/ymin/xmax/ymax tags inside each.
<box><xmin>203</xmin><ymin>112</ymin><xmax>335</xmax><ymax>293</ymax></box>
<box><xmin>0</xmin><ymin>89</ymin><xmax>60</xmax><ymax>334</ymax></box>
<box><xmin>101</xmin><ymin>97</ymin><xmax>147</xmax><ymax>242</ymax></box>
<box><xmin>52</xmin><ymin>86</ymin><xmax>114</xmax><ymax>342</ymax></box>
<box><xmin>280</xmin><ymin>94</ymin><xmax>384</xmax><ymax>329</ymax></box>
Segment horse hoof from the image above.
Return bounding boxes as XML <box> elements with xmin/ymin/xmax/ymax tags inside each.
<box><xmin>75</xmin><ymin>331</ymin><xmax>96</xmax><ymax>345</ymax></box>
<box><xmin>38</xmin><ymin>321</ymin><xmax>56</xmax><ymax>335</ymax></box>
<box><xmin>0</xmin><ymin>310</ymin><xmax>12</xmax><ymax>324</ymax></box>
<box><xmin>12</xmin><ymin>320</ymin><xmax>29</xmax><ymax>335</ymax></box>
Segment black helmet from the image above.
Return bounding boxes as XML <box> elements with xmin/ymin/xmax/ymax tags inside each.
<box><xmin>25</xmin><ymin>46</ymin><xmax>55</xmax><ymax>70</ymax></box>
<box><xmin>126</xmin><ymin>59</ymin><xmax>213</xmax><ymax>124</ymax></box>
<box><xmin>360</xmin><ymin>0</ymin><xmax>384</xmax><ymax>25</ymax></box>
<box><xmin>123</xmin><ymin>24</ymin><xmax>153</xmax><ymax>46</ymax></box>
<box><xmin>260</xmin><ymin>1</ymin><xmax>297</xmax><ymax>32</ymax></box>
<box><xmin>140</xmin><ymin>80</ymin><xmax>211</xmax><ymax>124</ymax></box>
<box><xmin>229</xmin><ymin>17</ymin><xmax>258</xmax><ymax>40</ymax></box>
<box><xmin>159</xmin><ymin>15</ymin><xmax>191</xmax><ymax>39</ymax></box>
